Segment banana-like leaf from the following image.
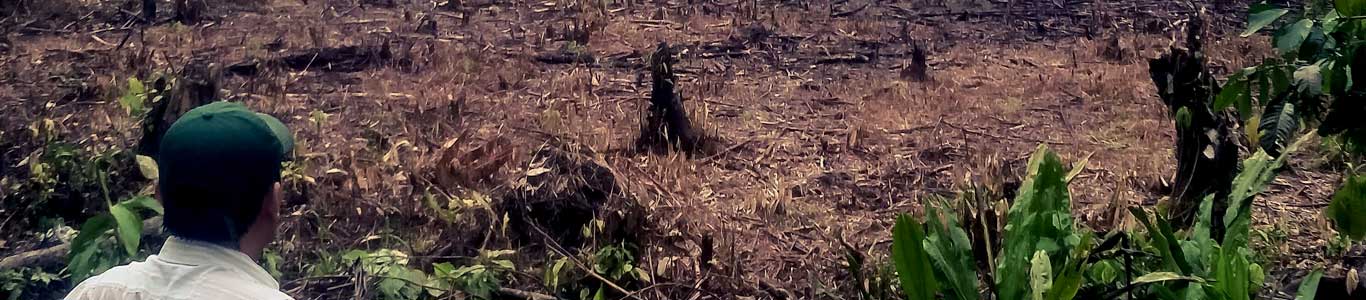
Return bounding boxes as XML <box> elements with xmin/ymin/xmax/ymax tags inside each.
<box><xmin>924</xmin><ymin>200</ymin><xmax>980</xmax><ymax>300</ymax></box>
<box><xmin>110</xmin><ymin>204</ymin><xmax>143</xmax><ymax>256</ymax></box>
<box><xmin>1213</xmin><ymin>247</ymin><xmax>1252</xmax><ymax>300</ymax></box>
<box><xmin>1225</xmin><ymin>150</ymin><xmax>1294</xmax><ymax>250</ymax></box>
<box><xmin>1045</xmin><ymin>234</ymin><xmax>1093</xmax><ymax>300</ymax></box>
<box><xmin>1029</xmin><ymin>251</ymin><xmax>1053</xmax><ymax>300</ymax></box>
<box><xmin>1326</xmin><ymin>174</ymin><xmax>1366</xmax><ymax>240</ymax></box>
<box><xmin>1259</xmin><ymin>92</ymin><xmax>1299</xmax><ymax>157</ymax></box>
<box><xmin>1132</xmin><ymin>272</ymin><xmax>1207</xmax><ymax>285</ymax></box>
<box><xmin>1129</xmin><ymin>208</ymin><xmax>1193</xmax><ymax>275</ymax></box>
<box><xmin>1295</xmin><ymin>269</ymin><xmax>1323</xmax><ymax>300</ymax></box>
<box><xmin>892</xmin><ymin>214</ymin><xmax>939</xmax><ymax>300</ymax></box>
<box><xmin>997</xmin><ymin>145</ymin><xmax>1075</xmax><ymax>300</ymax></box>
<box><xmin>1243</xmin><ymin>4</ymin><xmax>1290</xmax><ymax>37</ymax></box>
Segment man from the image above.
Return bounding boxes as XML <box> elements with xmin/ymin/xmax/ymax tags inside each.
<box><xmin>67</xmin><ymin>102</ymin><xmax>295</xmax><ymax>300</ymax></box>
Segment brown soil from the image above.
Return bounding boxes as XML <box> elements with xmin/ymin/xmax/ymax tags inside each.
<box><xmin>0</xmin><ymin>0</ymin><xmax>1350</xmax><ymax>299</ymax></box>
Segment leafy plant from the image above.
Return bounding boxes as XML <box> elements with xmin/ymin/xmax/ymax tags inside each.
<box><xmin>67</xmin><ymin>195</ymin><xmax>163</xmax><ymax>283</ymax></box>
<box><xmin>432</xmin><ymin>249</ymin><xmax>517</xmax><ymax>300</ymax></box>
<box><xmin>890</xmin><ymin>145</ymin><xmax>1086</xmax><ymax>300</ymax></box>
<box><xmin>995</xmin><ymin>145</ymin><xmax>1079</xmax><ymax>300</ymax></box>
<box><xmin>891</xmin><ymin>214</ymin><xmax>938</xmax><ymax>300</ymax></box>
<box><xmin>343</xmin><ymin>249</ymin><xmax>433</xmax><ymax>300</ymax></box>
<box><xmin>1326</xmin><ymin>171</ymin><xmax>1366</xmax><ymax>240</ymax></box>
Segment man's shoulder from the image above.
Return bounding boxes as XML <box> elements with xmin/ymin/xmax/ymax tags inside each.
<box><xmin>66</xmin><ymin>260</ymin><xmax>292</xmax><ymax>300</ymax></box>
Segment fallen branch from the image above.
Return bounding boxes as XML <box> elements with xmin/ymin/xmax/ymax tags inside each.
<box><xmin>0</xmin><ymin>217</ymin><xmax>164</xmax><ymax>271</ymax></box>
<box><xmin>830</xmin><ymin>3</ymin><xmax>869</xmax><ymax>17</ymax></box>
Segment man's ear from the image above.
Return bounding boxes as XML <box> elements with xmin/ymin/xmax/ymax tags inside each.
<box><xmin>154</xmin><ymin>182</ymin><xmax>163</xmax><ymax>204</ymax></box>
<box><xmin>261</xmin><ymin>182</ymin><xmax>282</xmax><ymax>217</ymax></box>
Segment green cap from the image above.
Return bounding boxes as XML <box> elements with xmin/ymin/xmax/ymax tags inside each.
<box><xmin>156</xmin><ymin>101</ymin><xmax>294</xmax><ymax>221</ymax></box>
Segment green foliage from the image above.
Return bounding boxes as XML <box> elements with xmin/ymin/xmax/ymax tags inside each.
<box><xmin>1045</xmin><ymin>234</ymin><xmax>1091</xmax><ymax>300</ymax></box>
<box><xmin>1028</xmin><ymin>251</ymin><xmax>1052</xmax><ymax>300</ymax></box>
<box><xmin>117</xmin><ymin>78</ymin><xmax>147</xmax><ymax>116</ymax></box>
<box><xmin>996</xmin><ymin>145</ymin><xmax>1076</xmax><ymax>300</ymax></box>
<box><xmin>1275</xmin><ymin>19</ymin><xmax>1316</xmax><ymax>54</ymax></box>
<box><xmin>593</xmin><ymin>244</ymin><xmax>637</xmax><ymax>281</ymax></box>
<box><xmin>343</xmin><ymin>249</ymin><xmax>438</xmax><ymax>300</ymax></box>
<box><xmin>1243</xmin><ymin>4</ymin><xmax>1291</xmax><ymax>37</ymax></box>
<box><xmin>1295</xmin><ymin>269</ymin><xmax>1324</xmax><ymax>300</ymax></box>
<box><xmin>434</xmin><ymin>249</ymin><xmax>517</xmax><ymax>300</ymax></box>
<box><xmin>1216</xmin><ymin>69</ymin><xmax>1256</xmax><ymax>116</ymax></box>
<box><xmin>68</xmin><ymin>195</ymin><xmax>163</xmax><ymax>283</ymax></box>
<box><xmin>1326</xmin><ymin>173</ymin><xmax>1366</xmax><ymax>240</ymax></box>
<box><xmin>891</xmin><ymin>214</ymin><xmax>938</xmax><ymax>300</ymax></box>
<box><xmin>1130</xmin><ymin>208</ymin><xmax>1193</xmax><ymax>275</ymax></box>
<box><xmin>1</xmin><ymin>267</ymin><xmax>59</xmax><ymax>300</ymax></box>
<box><xmin>1259</xmin><ymin>94</ymin><xmax>1300</xmax><ymax>157</ymax></box>
<box><xmin>923</xmin><ymin>199</ymin><xmax>980</xmax><ymax>300</ymax></box>
<box><xmin>1338</xmin><ymin>0</ymin><xmax>1366</xmax><ymax>16</ymax></box>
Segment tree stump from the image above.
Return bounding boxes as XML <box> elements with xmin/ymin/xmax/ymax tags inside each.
<box><xmin>137</xmin><ymin>58</ymin><xmax>222</xmax><ymax>157</ymax></box>
<box><xmin>175</xmin><ymin>0</ymin><xmax>203</xmax><ymax>25</ymax></box>
<box><xmin>1147</xmin><ymin>18</ymin><xmax>1240</xmax><ymax>237</ymax></box>
<box><xmin>141</xmin><ymin>0</ymin><xmax>156</xmax><ymax>23</ymax></box>
<box><xmin>637</xmin><ymin>42</ymin><xmax>701</xmax><ymax>153</ymax></box>
<box><xmin>901</xmin><ymin>41</ymin><xmax>929</xmax><ymax>82</ymax></box>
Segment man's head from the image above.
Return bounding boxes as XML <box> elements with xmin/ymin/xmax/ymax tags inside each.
<box><xmin>156</xmin><ymin>102</ymin><xmax>293</xmax><ymax>258</ymax></box>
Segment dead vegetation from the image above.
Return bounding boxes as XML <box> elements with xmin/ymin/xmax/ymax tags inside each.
<box><xmin>0</xmin><ymin>0</ymin><xmax>1348</xmax><ymax>299</ymax></box>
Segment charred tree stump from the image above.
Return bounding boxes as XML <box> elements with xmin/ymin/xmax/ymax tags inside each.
<box><xmin>637</xmin><ymin>42</ymin><xmax>701</xmax><ymax>153</ymax></box>
<box><xmin>1147</xmin><ymin>19</ymin><xmax>1240</xmax><ymax>237</ymax></box>
<box><xmin>137</xmin><ymin>59</ymin><xmax>222</xmax><ymax>157</ymax></box>
<box><xmin>901</xmin><ymin>41</ymin><xmax>929</xmax><ymax>82</ymax></box>
<box><xmin>175</xmin><ymin>0</ymin><xmax>203</xmax><ymax>25</ymax></box>
<box><xmin>141</xmin><ymin>0</ymin><xmax>156</xmax><ymax>24</ymax></box>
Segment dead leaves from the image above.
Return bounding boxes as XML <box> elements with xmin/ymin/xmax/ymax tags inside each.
<box><xmin>433</xmin><ymin>135</ymin><xmax>516</xmax><ymax>191</ymax></box>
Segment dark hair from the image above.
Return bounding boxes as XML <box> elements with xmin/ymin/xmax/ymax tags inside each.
<box><xmin>157</xmin><ymin>148</ymin><xmax>281</xmax><ymax>246</ymax></box>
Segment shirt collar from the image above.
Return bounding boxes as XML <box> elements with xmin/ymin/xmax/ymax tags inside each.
<box><xmin>156</xmin><ymin>236</ymin><xmax>280</xmax><ymax>289</ymax></box>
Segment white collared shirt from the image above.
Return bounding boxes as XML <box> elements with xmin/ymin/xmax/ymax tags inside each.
<box><xmin>65</xmin><ymin>237</ymin><xmax>293</xmax><ymax>300</ymax></box>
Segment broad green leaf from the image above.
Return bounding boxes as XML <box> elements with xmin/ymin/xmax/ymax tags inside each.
<box><xmin>68</xmin><ymin>214</ymin><xmax>115</xmax><ymax>283</ymax></box>
<box><xmin>997</xmin><ymin>145</ymin><xmax>1075</xmax><ymax>300</ymax></box>
<box><xmin>1130</xmin><ymin>207</ymin><xmax>1193</xmax><ymax>274</ymax></box>
<box><xmin>1216</xmin><ymin>70</ymin><xmax>1254</xmax><ymax>116</ymax></box>
<box><xmin>1132</xmin><ymin>272</ymin><xmax>1206</xmax><ymax>284</ymax></box>
<box><xmin>127</xmin><ymin>78</ymin><xmax>145</xmax><ymax>95</ymax></box>
<box><xmin>1045</xmin><ymin>234</ymin><xmax>1092</xmax><ymax>300</ymax></box>
<box><xmin>1327</xmin><ymin>174</ymin><xmax>1366</xmax><ymax>240</ymax></box>
<box><xmin>1213</xmin><ymin>247</ymin><xmax>1252</xmax><ymax>300</ymax></box>
<box><xmin>892</xmin><ymin>214</ymin><xmax>938</xmax><ymax>300</ymax></box>
<box><xmin>109</xmin><ymin>204</ymin><xmax>142</xmax><ymax>256</ymax></box>
<box><xmin>135</xmin><ymin>155</ymin><xmax>159</xmax><ymax>180</ymax></box>
<box><xmin>1294</xmin><ymin>63</ymin><xmax>1325</xmax><ymax>96</ymax></box>
<box><xmin>1065</xmin><ymin>152</ymin><xmax>1092</xmax><ymax>183</ymax></box>
<box><xmin>1296</xmin><ymin>269</ymin><xmax>1324</xmax><ymax>300</ymax></box>
<box><xmin>1088</xmin><ymin>260</ymin><xmax>1120</xmax><ymax>285</ymax></box>
<box><xmin>1275</xmin><ymin>19</ymin><xmax>1315</xmax><ymax>54</ymax></box>
<box><xmin>1243</xmin><ymin>4</ymin><xmax>1290</xmax><ymax>37</ymax></box>
<box><xmin>1191</xmin><ymin>194</ymin><xmax>1217</xmax><ymax>274</ymax></box>
<box><xmin>1225</xmin><ymin>149</ymin><xmax>1296</xmax><ymax>249</ymax></box>
<box><xmin>923</xmin><ymin>200</ymin><xmax>980</xmax><ymax>300</ymax></box>
<box><xmin>1258</xmin><ymin>94</ymin><xmax>1299</xmax><ymax>157</ymax></box>
<box><xmin>1339</xmin><ymin>0</ymin><xmax>1366</xmax><ymax>17</ymax></box>
<box><xmin>120</xmin><ymin>195</ymin><xmax>163</xmax><ymax>215</ymax></box>
<box><xmin>1029</xmin><ymin>251</ymin><xmax>1053</xmax><ymax>300</ymax></box>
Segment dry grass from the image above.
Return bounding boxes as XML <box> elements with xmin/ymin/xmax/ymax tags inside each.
<box><xmin>0</xmin><ymin>0</ymin><xmax>1346</xmax><ymax>298</ymax></box>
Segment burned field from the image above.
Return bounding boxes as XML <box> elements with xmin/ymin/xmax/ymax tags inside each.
<box><xmin>0</xmin><ymin>0</ymin><xmax>1355</xmax><ymax>299</ymax></box>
